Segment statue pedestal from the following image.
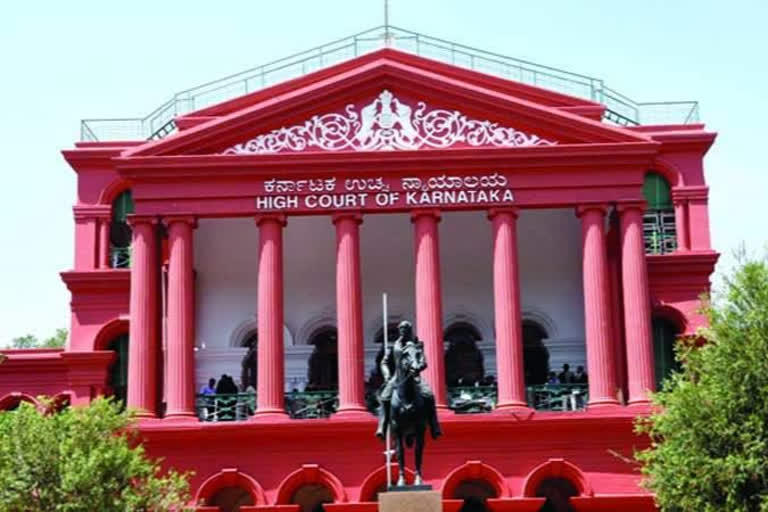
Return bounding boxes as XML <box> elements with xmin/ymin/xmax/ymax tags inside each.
<box><xmin>378</xmin><ymin>489</ymin><xmax>442</xmax><ymax>512</ymax></box>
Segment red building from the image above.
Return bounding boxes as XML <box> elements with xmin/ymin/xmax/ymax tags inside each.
<box><xmin>0</xmin><ymin>27</ymin><xmax>717</xmax><ymax>512</ymax></box>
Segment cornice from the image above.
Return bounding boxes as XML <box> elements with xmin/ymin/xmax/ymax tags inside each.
<box><xmin>113</xmin><ymin>142</ymin><xmax>660</xmax><ymax>180</ymax></box>
<box><xmin>72</xmin><ymin>204</ymin><xmax>111</xmax><ymax>220</ymax></box>
<box><xmin>671</xmin><ymin>185</ymin><xmax>708</xmax><ymax>201</ymax></box>
<box><xmin>60</xmin><ymin>269</ymin><xmax>131</xmax><ymax>293</ymax></box>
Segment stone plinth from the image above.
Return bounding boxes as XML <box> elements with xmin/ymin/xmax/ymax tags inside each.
<box><xmin>378</xmin><ymin>490</ymin><xmax>442</xmax><ymax>512</ymax></box>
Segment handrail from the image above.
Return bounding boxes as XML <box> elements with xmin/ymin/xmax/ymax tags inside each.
<box><xmin>80</xmin><ymin>26</ymin><xmax>700</xmax><ymax>142</ymax></box>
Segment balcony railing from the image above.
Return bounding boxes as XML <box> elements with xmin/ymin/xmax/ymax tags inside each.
<box><xmin>448</xmin><ymin>386</ymin><xmax>497</xmax><ymax>413</ymax></box>
<box><xmin>81</xmin><ymin>26</ymin><xmax>700</xmax><ymax>142</ymax></box>
<box><xmin>194</xmin><ymin>384</ymin><xmax>589</xmax><ymax>422</ymax></box>
<box><xmin>110</xmin><ymin>245</ymin><xmax>131</xmax><ymax>268</ymax></box>
<box><xmin>526</xmin><ymin>384</ymin><xmax>588</xmax><ymax>412</ymax></box>
<box><xmin>285</xmin><ymin>390</ymin><xmax>339</xmax><ymax>419</ymax></box>
<box><xmin>643</xmin><ymin>210</ymin><xmax>677</xmax><ymax>255</ymax></box>
<box><xmin>196</xmin><ymin>393</ymin><xmax>256</xmax><ymax>422</ymax></box>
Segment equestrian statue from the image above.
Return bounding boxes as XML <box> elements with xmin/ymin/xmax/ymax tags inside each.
<box><xmin>376</xmin><ymin>320</ymin><xmax>442</xmax><ymax>487</ymax></box>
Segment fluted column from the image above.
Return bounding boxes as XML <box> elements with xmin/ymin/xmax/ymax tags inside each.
<box><xmin>126</xmin><ymin>216</ymin><xmax>159</xmax><ymax>417</ymax></box>
<box><xmin>412</xmin><ymin>210</ymin><xmax>447</xmax><ymax>409</ymax></box>
<box><xmin>333</xmin><ymin>213</ymin><xmax>367</xmax><ymax>415</ymax></box>
<box><xmin>619</xmin><ymin>204</ymin><xmax>655</xmax><ymax>405</ymax></box>
<box><xmin>98</xmin><ymin>216</ymin><xmax>111</xmax><ymax>269</ymax></box>
<box><xmin>489</xmin><ymin>209</ymin><xmax>528</xmax><ymax>410</ymax></box>
<box><xmin>164</xmin><ymin>216</ymin><xmax>197</xmax><ymax>419</ymax></box>
<box><xmin>253</xmin><ymin>215</ymin><xmax>288</xmax><ymax>419</ymax></box>
<box><xmin>577</xmin><ymin>205</ymin><xmax>619</xmax><ymax>407</ymax></box>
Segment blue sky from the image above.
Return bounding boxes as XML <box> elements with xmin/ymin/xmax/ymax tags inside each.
<box><xmin>1</xmin><ymin>0</ymin><xmax>766</xmax><ymax>344</ymax></box>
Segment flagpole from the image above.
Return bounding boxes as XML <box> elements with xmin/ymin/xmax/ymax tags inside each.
<box><xmin>383</xmin><ymin>292</ymin><xmax>392</xmax><ymax>489</ymax></box>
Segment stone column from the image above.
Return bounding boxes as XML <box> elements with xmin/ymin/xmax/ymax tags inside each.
<box><xmin>412</xmin><ymin>210</ymin><xmax>447</xmax><ymax>409</ymax></box>
<box><xmin>577</xmin><ymin>205</ymin><xmax>619</xmax><ymax>407</ymax></box>
<box><xmin>619</xmin><ymin>204</ymin><xmax>655</xmax><ymax>405</ymax></box>
<box><xmin>126</xmin><ymin>216</ymin><xmax>159</xmax><ymax>417</ymax></box>
<box><xmin>489</xmin><ymin>209</ymin><xmax>528</xmax><ymax>410</ymax></box>
<box><xmin>164</xmin><ymin>216</ymin><xmax>197</xmax><ymax>419</ymax></box>
<box><xmin>253</xmin><ymin>215</ymin><xmax>288</xmax><ymax>419</ymax></box>
<box><xmin>333</xmin><ymin>213</ymin><xmax>367</xmax><ymax>415</ymax></box>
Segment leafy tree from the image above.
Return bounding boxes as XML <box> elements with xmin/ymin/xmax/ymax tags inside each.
<box><xmin>636</xmin><ymin>257</ymin><xmax>768</xmax><ymax>512</ymax></box>
<box><xmin>8</xmin><ymin>328</ymin><xmax>67</xmax><ymax>349</ymax></box>
<box><xmin>0</xmin><ymin>398</ymin><xmax>192</xmax><ymax>511</ymax></box>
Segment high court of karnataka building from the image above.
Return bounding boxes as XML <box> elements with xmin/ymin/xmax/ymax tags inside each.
<box><xmin>0</xmin><ymin>27</ymin><xmax>718</xmax><ymax>512</ymax></box>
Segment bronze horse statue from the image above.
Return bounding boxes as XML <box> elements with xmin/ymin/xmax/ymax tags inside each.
<box><xmin>390</xmin><ymin>339</ymin><xmax>429</xmax><ymax>486</ymax></box>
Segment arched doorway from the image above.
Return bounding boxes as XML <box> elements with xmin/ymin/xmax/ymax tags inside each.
<box><xmin>523</xmin><ymin>321</ymin><xmax>549</xmax><ymax>385</ymax></box>
<box><xmin>653</xmin><ymin>316</ymin><xmax>681</xmax><ymax>389</ymax></box>
<box><xmin>110</xmin><ymin>190</ymin><xmax>133</xmax><ymax>268</ymax></box>
<box><xmin>444</xmin><ymin>322</ymin><xmax>485</xmax><ymax>386</ymax></box>
<box><xmin>106</xmin><ymin>333</ymin><xmax>129</xmax><ymax>406</ymax></box>
<box><xmin>208</xmin><ymin>486</ymin><xmax>254</xmax><ymax>512</ymax></box>
<box><xmin>291</xmin><ymin>483</ymin><xmax>334</xmax><ymax>512</ymax></box>
<box><xmin>453</xmin><ymin>478</ymin><xmax>496</xmax><ymax>512</ymax></box>
<box><xmin>306</xmin><ymin>327</ymin><xmax>338</xmax><ymax>391</ymax></box>
<box><xmin>536</xmin><ymin>477</ymin><xmax>578</xmax><ymax>512</ymax></box>
<box><xmin>240</xmin><ymin>331</ymin><xmax>258</xmax><ymax>391</ymax></box>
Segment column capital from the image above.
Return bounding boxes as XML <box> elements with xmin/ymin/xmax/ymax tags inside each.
<box><xmin>615</xmin><ymin>201</ymin><xmax>646</xmax><ymax>214</ymax></box>
<box><xmin>575</xmin><ymin>203</ymin><xmax>611</xmax><ymax>218</ymax></box>
<box><xmin>332</xmin><ymin>211</ymin><xmax>363</xmax><ymax>225</ymax></box>
<box><xmin>126</xmin><ymin>214</ymin><xmax>159</xmax><ymax>227</ymax></box>
<box><xmin>163</xmin><ymin>215</ymin><xmax>198</xmax><ymax>229</ymax></box>
<box><xmin>255</xmin><ymin>214</ymin><xmax>287</xmax><ymax>227</ymax></box>
<box><xmin>410</xmin><ymin>209</ymin><xmax>441</xmax><ymax>223</ymax></box>
<box><xmin>488</xmin><ymin>207</ymin><xmax>519</xmax><ymax>220</ymax></box>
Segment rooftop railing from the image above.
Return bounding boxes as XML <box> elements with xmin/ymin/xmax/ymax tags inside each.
<box><xmin>81</xmin><ymin>26</ymin><xmax>699</xmax><ymax>142</ymax></box>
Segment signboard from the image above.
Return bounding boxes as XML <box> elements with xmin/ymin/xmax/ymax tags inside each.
<box><xmin>255</xmin><ymin>172</ymin><xmax>514</xmax><ymax>213</ymax></box>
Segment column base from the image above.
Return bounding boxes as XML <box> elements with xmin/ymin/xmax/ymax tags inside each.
<box><xmin>586</xmin><ymin>399</ymin><xmax>622</xmax><ymax>410</ymax></box>
<box><xmin>163</xmin><ymin>411</ymin><xmax>198</xmax><ymax>422</ymax></box>
<box><xmin>333</xmin><ymin>407</ymin><xmax>372</xmax><ymax>420</ymax></box>
<box><xmin>134</xmin><ymin>410</ymin><xmax>158</xmax><ymax>419</ymax></box>
<box><xmin>251</xmin><ymin>409</ymin><xmax>289</xmax><ymax>422</ymax></box>
<box><xmin>495</xmin><ymin>402</ymin><xmax>534</xmax><ymax>413</ymax></box>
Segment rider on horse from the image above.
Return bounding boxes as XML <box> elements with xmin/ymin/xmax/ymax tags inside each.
<box><xmin>375</xmin><ymin>320</ymin><xmax>442</xmax><ymax>440</ymax></box>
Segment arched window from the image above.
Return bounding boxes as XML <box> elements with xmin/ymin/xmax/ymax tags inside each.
<box><xmin>453</xmin><ymin>479</ymin><xmax>498</xmax><ymax>500</ymax></box>
<box><xmin>653</xmin><ymin>316</ymin><xmax>681</xmax><ymax>389</ymax></box>
<box><xmin>536</xmin><ymin>478</ymin><xmax>578</xmax><ymax>512</ymax></box>
<box><xmin>107</xmin><ymin>333</ymin><xmax>129</xmax><ymax>406</ymax></box>
<box><xmin>523</xmin><ymin>321</ymin><xmax>549</xmax><ymax>386</ymax></box>
<box><xmin>643</xmin><ymin>173</ymin><xmax>676</xmax><ymax>255</ymax></box>
<box><xmin>208</xmin><ymin>486</ymin><xmax>254</xmax><ymax>512</ymax></box>
<box><xmin>291</xmin><ymin>484</ymin><xmax>334</xmax><ymax>512</ymax></box>
<box><xmin>110</xmin><ymin>190</ymin><xmax>134</xmax><ymax>268</ymax></box>
<box><xmin>444</xmin><ymin>322</ymin><xmax>485</xmax><ymax>386</ymax></box>
<box><xmin>306</xmin><ymin>327</ymin><xmax>338</xmax><ymax>391</ymax></box>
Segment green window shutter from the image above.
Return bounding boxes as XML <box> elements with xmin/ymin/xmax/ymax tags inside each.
<box><xmin>112</xmin><ymin>190</ymin><xmax>134</xmax><ymax>223</ymax></box>
<box><xmin>643</xmin><ymin>173</ymin><xmax>672</xmax><ymax>210</ymax></box>
<box><xmin>652</xmin><ymin>317</ymin><xmax>680</xmax><ymax>389</ymax></box>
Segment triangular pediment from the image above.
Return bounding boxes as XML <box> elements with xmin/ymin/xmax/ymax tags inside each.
<box><xmin>122</xmin><ymin>49</ymin><xmax>652</xmax><ymax>158</ymax></box>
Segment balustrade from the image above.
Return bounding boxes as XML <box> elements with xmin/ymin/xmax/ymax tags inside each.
<box><xmin>193</xmin><ymin>384</ymin><xmax>589</xmax><ymax>422</ymax></box>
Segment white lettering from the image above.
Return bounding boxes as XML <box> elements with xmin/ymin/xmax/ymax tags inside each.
<box><xmin>503</xmin><ymin>189</ymin><xmax>514</xmax><ymax>202</ymax></box>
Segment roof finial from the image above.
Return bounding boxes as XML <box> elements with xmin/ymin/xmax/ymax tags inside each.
<box><xmin>384</xmin><ymin>0</ymin><xmax>392</xmax><ymax>47</ymax></box>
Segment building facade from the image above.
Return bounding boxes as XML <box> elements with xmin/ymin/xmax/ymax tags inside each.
<box><xmin>0</xmin><ymin>29</ymin><xmax>718</xmax><ymax>512</ymax></box>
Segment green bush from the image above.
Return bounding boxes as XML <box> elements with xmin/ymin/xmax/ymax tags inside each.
<box><xmin>636</xmin><ymin>257</ymin><xmax>768</xmax><ymax>512</ymax></box>
<box><xmin>0</xmin><ymin>398</ymin><xmax>191</xmax><ymax>511</ymax></box>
